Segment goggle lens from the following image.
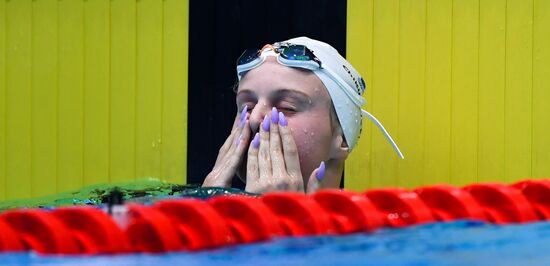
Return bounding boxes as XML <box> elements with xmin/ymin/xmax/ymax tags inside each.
<box><xmin>280</xmin><ymin>45</ymin><xmax>313</xmax><ymax>61</ymax></box>
<box><xmin>237</xmin><ymin>49</ymin><xmax>260</xmax><ymax>65</ymax></box>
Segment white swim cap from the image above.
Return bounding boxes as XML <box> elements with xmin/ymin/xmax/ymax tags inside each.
<box><xmin>237</xmin><ymin>37</ymin><xmax>404</xmax><ymax>158</ymax></box>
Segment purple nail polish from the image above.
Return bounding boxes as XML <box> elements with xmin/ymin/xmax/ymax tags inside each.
<box><xmin>262</xmin><ymin>115</ymin><xmax>270</xmax><ymax>131</ymax></box>
<box><xmin>252</xmin><ymin>133</ymin><xmax>260</xmax><ymax>149</ymax></box>
<box><xmin>316</xmin><ymin>161</ymin><xmax>325</xmax><ymax>181</ymax></box>
<box><xmin>240</xmin><ymin>106</ymin><xmax>248</xmax><ymax>125</ymax></box>
<box><xmin>278</xmin><ymin>112</ymin><xmax>288</xmax><ymax>127</ymax></box>
<box><xmin>271</xmin><ymin>107</ymin><xmax>279</xmax><ymax>124</ymax></box>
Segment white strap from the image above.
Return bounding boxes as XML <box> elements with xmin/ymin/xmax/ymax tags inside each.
<box><xmin>361</xmin><ymin>109</ymin><xmax>405</xmax><ymax>159</ymax></box>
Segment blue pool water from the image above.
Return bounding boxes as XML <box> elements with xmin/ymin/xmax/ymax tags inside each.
<box><xmin>1</xmin><ymin>220</ymin><xmax>550</xmax><ymax>266</ymax></box>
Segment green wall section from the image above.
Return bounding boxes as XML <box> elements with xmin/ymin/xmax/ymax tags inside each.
<box><xmin>0</xmin><ymin>0</ymin><xmax>189</xmax><ymax>201</ymax></box>
<box><xmin>346</xmin><ymin>0</ymin><xmax>550</xmax><ymax>190</ymax></box>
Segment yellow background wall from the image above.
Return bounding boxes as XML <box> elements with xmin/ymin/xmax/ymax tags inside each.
<box><xmin>346</xmin><ymin>0</ymin><xmax>550</xmax><ymax>190</ymax></box>
<box><xmin>2</xmin><ymin>0</ymin><xmax>549</xmax><ymax>200</ymax></box>
<box><xmin>0</xmin><ymin>0</ymin><xmax>188</xmax><ymax>201</ymax></box>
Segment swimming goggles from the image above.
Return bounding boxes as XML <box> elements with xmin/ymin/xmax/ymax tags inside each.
<box><xmin>237</xmin><ymin>43</ymin><xmax>366</xmax><ymax>108</ymax></box>
<box><xmin>237</xmin><ymin>43</ymin><xmax>322</xmax><ymax>76</ymax></box>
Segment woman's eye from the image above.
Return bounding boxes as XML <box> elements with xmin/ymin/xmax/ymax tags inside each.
<box><xmin>278</xmin><ymin>106</ymin><xmax>296</xmax><ymax>112</ymax></box>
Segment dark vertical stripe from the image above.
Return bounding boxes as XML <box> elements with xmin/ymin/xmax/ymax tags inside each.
<box><xmin>188</xmin><ymin>0</ymin><xmax>347</xmax><ymax>188</ymax></box>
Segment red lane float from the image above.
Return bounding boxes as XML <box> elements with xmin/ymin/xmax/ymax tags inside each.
<box><xmin>1</xmin><ymin>178</ymin><xmax>550</xmax><ymax>255</ymax></box>
<box><xmin>464</xmin><ymin>183</ymin><xmax>538</xmax><ymax>224</ymax></box>
<box><xmin>155</xmin><ymin>199</ymin><xmax>234</xmax><ymax>250</ymax></box>
<box><xmin>125</xmin><ymin>204</ymin><xmax>184</xmax><ymax>253</ymax></box>
<box><xmin>365</xmin><ymin>189</ymin><xmax>434</xmax><ymax>227</ymax></box>
<box><xmin>262</xmin><ymin>192</ymin><xmax>334</xmax><ymax>236</ymax></box>
<box><xmin>52</xmin><ymin>207</ymin><xmax>130</xmax><ymax>254</ymax></box>
<box><xmin>209</xmin><ymin>196</ymin><xmax>283</xmax><ymax>243</ymax></box>
<box><xmin>0</xmin><ymin>210</ymin><xmax>80</xmax><ymax>254</ymax></box>
<box><xmin>414</xmin><ymin>185</ymin><xmax>486</xmax><ymax>222</ymax></box>
<box><xmin>512</xmin><ymin>179</ymin><xmax>550</xmax><ymax>219</ymax></box>
<box><xmin>0</xmin><ymin>218</ymin><xmax>24</xmax><ymax>252</ymax></box>
<box><xmin>313</xmin><ymin>190</ymin><xmax>384</xmax><ymax>233</ymax></box>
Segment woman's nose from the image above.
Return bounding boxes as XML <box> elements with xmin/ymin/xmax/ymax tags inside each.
<box><xmin>249</xmin><ymin>102</ymin><xmax>271</xmax><ymax>133</ymax></box>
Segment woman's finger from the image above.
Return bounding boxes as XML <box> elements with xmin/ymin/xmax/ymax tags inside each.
<box><xmin>306</xmin><ymin>161</ymin><xmax>325</xmax><ymax>194</ymax></box>
<box><xmin>226</xmin><ymin>113</ymin><xmax>250</xmax><ymax>162</ymax></box>
<box><xmin>278</xmin><ymin>112</ymin><xmax>302</xmax><ymax>179</ymax></box>
<box><xmin>246</xmin><ymin>132</ymin><xmax>261</xmax><ymax>188</ymax></box>
<box><xmin>215</xmin><ymin>115</ymin><xmax>239</xmax><ymax>164</ymax></box>
<box><xmin>216</xmin><ymin>107</ymin><xmax>248</xmax><ymax>163</ymax></box>
<box><xmin>232</xmin><ymin>118</ymin><xmax>252</xmax><ymax>159</ymax></box>
<box><xmin>269</xmin><ymin>108</ymin><xmax>286</xmax><ymax>180</ymax></box>
<box><xmin>258</xmin><ymin>114</ymin><xmax>272</xmax><ymax>181</ymax></box>
<box><xmin>204</xmin><ymin>114</ymin><xmax>250</xmax><ymax>188</ymax></box>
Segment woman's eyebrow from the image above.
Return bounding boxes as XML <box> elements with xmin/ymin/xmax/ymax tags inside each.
<box><xmin>236</xmin><ymin>89</ymin><xmax>257</xmax><ymax>101</ymax></box>
<box><xmin>270</xmin><ymin>89</ymin><xmax>312</xmax><ymax>104</ymax></box>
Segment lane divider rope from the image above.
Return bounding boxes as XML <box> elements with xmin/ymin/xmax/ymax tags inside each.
<box><xmin>1</xmin><ymin>179</ymin><xmax>549</xmax><ymax>255</ymax></box>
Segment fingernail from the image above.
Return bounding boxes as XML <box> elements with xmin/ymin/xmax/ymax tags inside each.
<box><xmin>240</xmin><ymin>106</ymin><xmax>248</xmax><ymax>125</ymax></box>
<box><xmin>236</xmin><ymin>134</ymin><xmax>242</xmax><ymax>146</ymax></box>
<box><xmin>252</xmin><ymin>133</ymin><xmax>260</xmax><ymax>149</ymax></box>
<box><xmin>262</xmin><ymin>115</ymin><xmax>270</xmax><ymax>131</ymax></box>
<box><xmin>278</xmin><ymin>112</ymin><xmax>288</xmax><ymax>127</ymax></box>
<box><xmin>271</xmin><ymin>107</ymin><xmax>279</xmax><ymax>124</ymax></box>
<box><xmin>316</xmin><ymin>161</ymin><xmax>325</xmax><ymax>181</ymax></box>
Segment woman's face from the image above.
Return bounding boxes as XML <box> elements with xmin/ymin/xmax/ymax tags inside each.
<box><xmin>236</xmin><ymin>57</ymin><xmax>336</xmax><ymax>186</ymax></box>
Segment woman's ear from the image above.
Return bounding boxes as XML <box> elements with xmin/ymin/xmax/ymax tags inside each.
<box><xmin>330</xmin><ymin>133</ymin><xmax>349</xmax><ymax>160</ymax></box>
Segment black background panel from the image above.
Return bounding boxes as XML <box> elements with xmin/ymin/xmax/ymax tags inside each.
<box><xmin>187</xmin><ymin>0</ymin><xmax>347</xmax><ymax>188</ymax></box>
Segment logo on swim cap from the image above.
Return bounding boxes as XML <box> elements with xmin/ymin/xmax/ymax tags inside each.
<box><xmin>342</xmin><ymin>65</ymin><xmax>365</xmax><ymax>95</ymax></box>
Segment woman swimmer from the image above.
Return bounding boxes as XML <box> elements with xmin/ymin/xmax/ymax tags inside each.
<box><xmin>202</xmin><ymin>37</ymin><xmax>403</xmax><ymax>194</ymax></box>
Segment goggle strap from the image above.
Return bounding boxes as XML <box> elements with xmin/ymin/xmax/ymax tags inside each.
<box><xmin>361</xmin><ymin>109</ymin><xmax>405</xmax><ymax>159</ymax></box>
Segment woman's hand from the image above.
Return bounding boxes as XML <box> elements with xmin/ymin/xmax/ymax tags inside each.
<box><xmin>202</xmin><ymin>107</ymin><xmax>251</xmax><ymax>188</ymax></box>
<box><xmin>245</xmin><ymin>108</ymin><xmax>325</xmax><ymax>194</ymax></box>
